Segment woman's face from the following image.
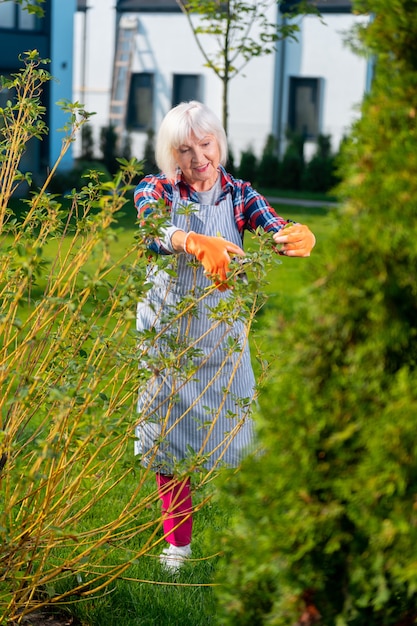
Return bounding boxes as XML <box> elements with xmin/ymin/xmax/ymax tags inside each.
<box><xmin>174</xmin><ymin>132</ymin><xmax>221</xmax><ymax>192</ymax></box>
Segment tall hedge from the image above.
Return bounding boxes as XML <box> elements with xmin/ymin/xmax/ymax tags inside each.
<box><xmin>212</xmin><ymin>1</ymin><xmax>417</xmax><ymax>624</ymax></box>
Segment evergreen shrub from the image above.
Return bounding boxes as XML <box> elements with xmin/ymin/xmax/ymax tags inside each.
<box><xmin>280</xmin><ymin>132</ymin><xmax>305</xmax><ymax>190</ymax></box>
<box><xmin>302</xmin><ymin>134</ymin><xmax>338</xmax><ymax>193</ymax></box>
<box><xmin>226</xmin><ymin>145</ymin><xmax>237</xmax><ymax>178</ymax></box>
<box><xmin>238</xmin><ymin>146</ymin><xmax>258</xmax><ymax>183</ymax></box>
<box><xmin>142</xmin><ymin>127</ymin><xmax>158</xmax><ymax>176</ymax></box>
<box><xmin>257</xmin><ymin>134</ymin><xmax>281</xmax><ymax>189</ymax></box>
<box><xmin>213</xmin><ymin>1</ymin><xmax>417</xmax><ymax>624</ymax></box>
<box><xmin>80</xmin><ymin>122</ymin><xmax>95</xmax><ymax>161</ymax></box>
<box><xmin>100</xmin><ymin>124</ymin><xmax>119</xmax><ymax>174</ymax></box>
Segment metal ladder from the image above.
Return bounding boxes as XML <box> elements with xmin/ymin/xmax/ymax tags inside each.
<box><xmin>109</xmin><ymin>14</ymin><xmax>138</xmax><ymax>134</ymax></box>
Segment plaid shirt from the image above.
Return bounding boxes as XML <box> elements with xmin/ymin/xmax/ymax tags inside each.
<box><xmin>134</xmin><ymin>165</ymin><xmax>288</xmax><ymax>254</ymax></box>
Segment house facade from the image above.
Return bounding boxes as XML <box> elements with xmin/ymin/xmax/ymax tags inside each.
<box><xmin>73</xmin><ymin>0</ymin><xmax>370</xmax><ymax>167</ymax></box>
<box><xmin>0</xmin><ymin>0</ymin><xmax>371</xmax><ymax>178</ymax></box>
<box><xmin>0</xmin><ymin>0</ymin><xmax>76</xmax><ymax>181</ymax></box>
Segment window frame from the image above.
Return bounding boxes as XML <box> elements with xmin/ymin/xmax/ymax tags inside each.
<box><xmin>171</xmin><ymin>73</ymin><xmax>201</xmax><ymax>107</ymax></box>
<box><xmin>0</xmin><ymin>3</ymin><xmax>42</xmax><ymax>31</ymax></box>
<box><xmin>126</xmin><ymin>72</ymin><xmax>155</xmax><ymax>131</ymax></box>
<box><xmin>287</xmin><ymin>76</ymin><xmax>321</xmax><ymax>140</ymax></box>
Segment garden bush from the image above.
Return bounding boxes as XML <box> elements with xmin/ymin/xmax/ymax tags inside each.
<box><xmin>279</xmin><ymin>131</ymin><xmax>305</xmax><ymax>191</ymax></box>
<box><xmin>0</xmin><ymin>51</ymin><xmax>277</xmax><ymax>624</ymax></box>
<box><xmin>237</xmin><ymin>146</ymin><xmax>258</xmax><ymax>184</ymax></box>
<box><xmin>256</xmin><ymin>134</ymin><xmax>281</xmax><ymax>189</ymax></box>
<box><xmin>80</xmin><ymin>122</ymin><xmax>95</xmax><ymax>161</ymax></box>
<box><xmin>0</xmin><ymin>52</ymin><xmax>157</xmax><ymax>623</ymax></box>
<box><xmin>302</xmin><ymin>134</ymin><xmax>338</xmax><ymax>193</ymax></box>
<box><xmin>141</xmin><ymin>127</ymin><xmax>158</xmax><ymax>176</ymax></box>
<box><xmin>212</xmin><ymin>1</ymin><xmax>417</xmax><ymax>624</ymax></box>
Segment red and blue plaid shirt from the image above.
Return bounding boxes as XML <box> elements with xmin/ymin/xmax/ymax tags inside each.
<box><xmin>134</xmin><ymin>165</ymin><xmax>288</xmax><ymax>254</ymax></box>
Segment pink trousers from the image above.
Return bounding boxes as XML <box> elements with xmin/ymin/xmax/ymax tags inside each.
<box><xmin>156</xmin><ymin>473</ymin><xmax>193</xmax><ymax>547</ymax></box>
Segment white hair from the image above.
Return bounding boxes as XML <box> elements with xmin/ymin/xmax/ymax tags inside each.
<box><xmin>155</xmin><ymin>101</ymin><xmax>228</xmax><ymax>181</ymax></box>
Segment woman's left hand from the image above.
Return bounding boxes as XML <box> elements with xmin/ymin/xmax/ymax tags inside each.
<box><xmin>273</xmin><ymin>224</ymin><xmax>316</xmax><ymax>257</ymax></box>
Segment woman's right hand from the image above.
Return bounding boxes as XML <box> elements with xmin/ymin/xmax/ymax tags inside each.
<box><xmin>184</xmin><ymin>231</ymin><xmax>245</xmax><ymax>291</ymax></box>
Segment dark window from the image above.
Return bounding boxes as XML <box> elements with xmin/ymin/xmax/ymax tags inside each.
<box><xmin>77</xmin><ymin>0</ymin><xmax>89</xmax><ymax>11</ymax></box>
<box><xmin>280</xmin><ymin>0</ymin><xmax>352</xmax><ymax>14</ymax></box>
<box><xmin>172</xmin><ymin>74</ymin><xmax>201</xmax><ymax>107</ymax></box>
<box><xmin>0</xmin><ymin>80</ymin><xmax>41</xmax><ymax>177</ymax></box>
<box><xmin>117</xmin><ymin>0</ymin><xmax>181</xmax><ymax>12</ymax></box>
<box><xmin>127</xmin><ymin>73</ymin><xmax>154</xmax><ymax>130</ymax></box>
<box><xmin>0</xmin><ymin>2</ymin><xmax>42</xmax><ymax>30</ymax></box>
<box><xmin>288</xmin><ymin>77</ymin><xmax>321</xmax><ymax>140</ymax></box>
<box><xmin>0</xmin><ymin>82</ymin><xmax>10</xmax><ymax>131</ymax></box>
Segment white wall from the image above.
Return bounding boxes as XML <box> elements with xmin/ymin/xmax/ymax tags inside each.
<box><xmin>73</xmin><ymin>2</ymin><xmax>277</xmax><ymax>164</ymax></box>
<box><xmin>228</xmin><ymin>50</ymin><xmax>276</xmax><ymax>159</ymax></box>
<box><xmin>72</xmin><ymin>2</ymin><xmax>369</xmax><ymax>167</ymax></box>
<box><xmin>73</xmin><ymin>0</ymin><xmax>116</xmax><ymax>158</ymax></box>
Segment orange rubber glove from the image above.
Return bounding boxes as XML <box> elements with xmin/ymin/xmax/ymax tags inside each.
<box><xmin>272</xmin><ymin>224</ymin><xmax>316</xmax><ymax>257</ymax></box>
<box><xmin>184</xmin><ymin>231</ymin><xmax>245</xmax><ymax>291</ymax></box>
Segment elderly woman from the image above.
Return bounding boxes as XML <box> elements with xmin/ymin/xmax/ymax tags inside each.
<box><xmin>134</xmin><ymin>101</ymin><xmax>315</xmax><ymax>572</ymax></box>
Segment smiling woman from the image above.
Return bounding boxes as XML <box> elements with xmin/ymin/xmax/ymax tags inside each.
<box><xmin>133</xmin><ymin>100</ymin><xmax>316</xmax><ymax>573</ymax></box>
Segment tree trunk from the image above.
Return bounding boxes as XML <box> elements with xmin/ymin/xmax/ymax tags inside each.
<box><xmin>222</xmin><ymin>75</ymin><xmax>229</xmax><ymax>137</ymax></box>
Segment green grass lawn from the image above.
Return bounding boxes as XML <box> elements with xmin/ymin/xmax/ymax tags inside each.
<box><xmin>8</xmin><ymin>195</ymin><xmax>333</xmax><ymax>626</ymax></box>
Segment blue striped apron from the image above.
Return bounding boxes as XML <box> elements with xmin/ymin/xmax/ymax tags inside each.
<box><xmin>134</xmin><ymin>188</ymin><xmax>255</xmax><ymax>473</ymax></box>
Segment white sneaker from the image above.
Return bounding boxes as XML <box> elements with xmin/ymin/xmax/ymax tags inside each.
<box><xmin>159</xmin><ymin>543</ymin><xmax>191</xmax><ymax>573</ymax></box>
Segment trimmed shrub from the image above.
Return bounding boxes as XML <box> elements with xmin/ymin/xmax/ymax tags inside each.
<box><xmin>100</xmin><ymin>124</ymin><xmax>119</xmax><ymax>174</ymax></box>
<box><xmin>302</xmin><ymin>134</ymin><xmax>338</xmax><ymax>193</ymax></box>
<box><xmin>238</xmin><ymin>146</ymin><xmax>258</xmax><ymax>183</ymax></box>
<box><xmin>213</xmin><ymin>1</ymin><xmax>417</xmax><ymax>624</ymax></box>
<box><xmin>257</xmin><ymin>134</ymin><xmax>281</xmax><ymax>189</ymax></box>
<box><xmin>142</xmin><ymin>127</ymin><xmax>158</xmax><ymax>175</ymax></box>
<box><xmin>80</xmin><ymin>122</ymin><xmax>95</xmax><ymax>161</ymax></box>
<box><xmin>226</xmin><ymin>145</ymin><xmax>237</xmax><ymax>178</ymax></box>
<box><xmin>280</xmin><ymin>131</ymin><xmax>305</xmax><ymax>190</ymax></box>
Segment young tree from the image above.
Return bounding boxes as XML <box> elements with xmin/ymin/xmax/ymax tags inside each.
<box><xmin>212</xmin><ymin>0</ymin><xmax>417</xmax><ymax>624</ymax></box>
<box><xmin>175</xmin><ymin>0</ymin><xmax>303</xmax><ymax>136</ymax></box>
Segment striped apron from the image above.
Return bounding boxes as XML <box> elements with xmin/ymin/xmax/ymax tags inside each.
<box><xmin>134</xmin><ymin>189</ymin><xmax>255</xmax><ymax>473</ymax></box>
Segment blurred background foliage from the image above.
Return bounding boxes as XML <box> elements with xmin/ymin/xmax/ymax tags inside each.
<box><xmin>211</xmin><ymin>1</ymin><xmax>417</xmax><ymax>624</ymax></box>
